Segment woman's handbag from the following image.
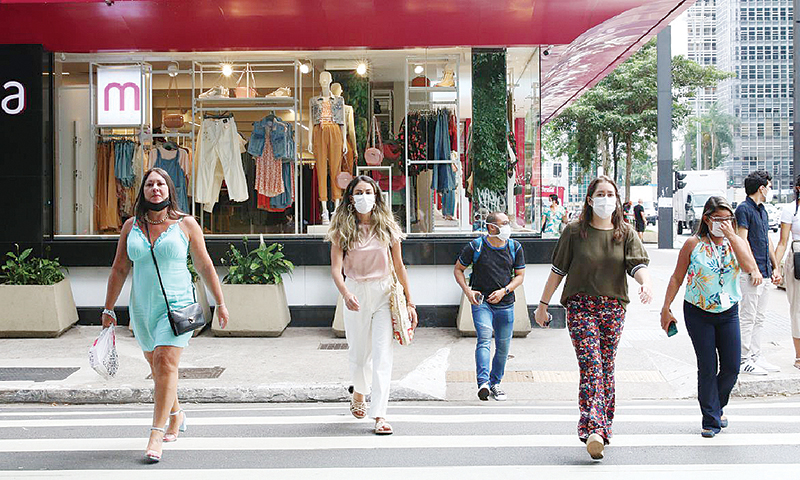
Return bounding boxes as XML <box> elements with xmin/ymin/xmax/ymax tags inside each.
<box><xmin>364</xmin><ymin>116</ymin><xmax>384</xmax><ymax>166</ymax></box>
<box><xmin>162</xmin><ymin>75</ymin><xmax>186</xmax><ymax>130</ymax></box>
<box><xmin>144</xmin><ymin>222</ymin><xmax>207</xmax><ymax>336</ymax></box>
<box><xmin>234</xmin><ymin>64</ymin><xmax>258</xmax><ymax>98</ymax></box>
<box><xmin>387</xmin><ymin>247</ymin><xmax>414</xmax><ymax>346</ymax></box>
<box><xmin>793</xmin><ymin>241</ymin><xmax>800</xmax><ymax>280</ymax></box>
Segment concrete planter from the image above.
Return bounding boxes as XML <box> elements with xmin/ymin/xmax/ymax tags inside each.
<box><xmin>332</xmin><ymin>295</ymin><xmax>346</xmax><ymax>338</ymax></box>
<box><xmin>211</xmin><ymin>283</ymin><xmax>290</xmax><ymax>337</ymax></box>
<box><xmin>456</xmin><ymin>287</ymin><xmax>531</xmax><ymax>337</ymax></box>
<box><xmin>193</xmin><ymin>278</ymin><xmax>212</xmax><ymax>337</ymax></box>
<box><xmin>0</xmin><ymin>278</ymin><xmax>78</xmax><ymax>337</ymax></box>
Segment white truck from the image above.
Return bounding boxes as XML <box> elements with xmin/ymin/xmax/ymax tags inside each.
<box><xmin>673</xmin><ymin>170</ymin><xmax>727</xmax><ymax>235</ymax></box>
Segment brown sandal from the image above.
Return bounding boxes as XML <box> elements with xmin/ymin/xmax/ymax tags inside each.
<box><xmin>374</xmin><ymin>418</ymin><xmax>393</xmax><ymax>435</ymax></box>
<box><xmin>350</xmin><ymin>396</ymin><xmax>367</xmax><ymax>419</ymax></box>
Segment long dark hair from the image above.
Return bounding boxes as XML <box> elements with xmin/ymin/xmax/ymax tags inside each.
<box><xmin>579</xmin><ymin>175</ymin><xmax>627</xmax><ymax>242</ymax></box>
<box><xmin>696</xmin><ymin>195</ymin><xmax>737</xmax><ymax>238</ymax></box>
<box><xmin>133</xmin><ymin>168</ymin><xmax>185</xmax><ymax>222</ymax></box>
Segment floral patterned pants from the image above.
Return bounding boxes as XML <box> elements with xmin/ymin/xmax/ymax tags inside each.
<box><xmin>566</xmin><ymin>293</ymin><xmax>625</xmax><ymax>443</ymax></box>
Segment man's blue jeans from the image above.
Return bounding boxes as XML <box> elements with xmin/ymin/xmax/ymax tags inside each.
<box><xmin>471</xmin><ymin>302</ymin><xmax>515</xmax><ymax>386</ymax></box>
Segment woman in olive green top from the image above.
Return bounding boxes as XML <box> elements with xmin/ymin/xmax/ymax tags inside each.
<box><xmin>534</xmin><ymin>175</ymin><xmax>652</xmax><ymax>461</ymax></box>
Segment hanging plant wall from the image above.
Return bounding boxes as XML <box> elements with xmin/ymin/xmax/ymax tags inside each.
<box><xmin>471</xmin><ymin>48</ymin><xmax>508</xmax><ymax>215</ymax></box>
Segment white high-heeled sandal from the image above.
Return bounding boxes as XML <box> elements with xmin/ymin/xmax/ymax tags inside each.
<box><xmin>145</xmin><ymin>426</ymin><xmax>165</xmax><ymax>463</ymax></box>
<box><xmin>164</xmin><ymin>409</ymin><xmax>187</xmax><ymax>443</ymax></box>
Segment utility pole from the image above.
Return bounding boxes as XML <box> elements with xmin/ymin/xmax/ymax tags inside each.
<box><xmin>696</xmin><ymin>88</ymin><xmax>702</xmax><ymax>170</ymax></box>
<box><xmin>657</xmin><ymin>27</ymin><xmax>673</xmax><ymax>249</ymax></box>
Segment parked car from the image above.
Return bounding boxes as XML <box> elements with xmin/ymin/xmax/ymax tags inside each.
<box><xmin>642</xmin><ymin>201</ymin><xmax>657</xmax><ymax>225</ymax></box>
<box><xmin>764</xmin><ymin>203</ymin><xmax>780</xmax><ymax>232</ymax></box>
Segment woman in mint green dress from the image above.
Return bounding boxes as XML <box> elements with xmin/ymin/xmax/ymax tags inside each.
<box><xmin>101</xmin><ymin>167</ymin><xmax>229</xmax><ymax>463</ymax></box>
<box><xmin>542</xmin><ymin>194</ymin><xmax>567</xmax><ymax>237</ymax></box>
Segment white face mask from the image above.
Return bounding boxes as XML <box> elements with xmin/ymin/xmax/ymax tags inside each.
<box><xmin>763</xmin><ymin>186</ymin><xmax>774</xmax><ymax>203</ymax></box>
<box><xmin>352</xmin><ymin>193</ymin><xmax>376</xmax><ymax>214</ymax></box>
<box><xmin>591</xmin><ymin>196</ymin><xmax>616</xmax><ymax>220</ymax></box>
<box><xmin>489</xmin><ymin>223</ymin><xmax>512</xmax><ymax>242</ymax></box>
<box><xmin>710</xmin><ymin>221</ymin><xmax>724</xmax><ymax>238</ymax></box>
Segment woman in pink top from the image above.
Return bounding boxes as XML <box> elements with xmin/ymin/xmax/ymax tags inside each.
<box><xmin>327</xmin><ymin>175</ymin><xmax>417</xmax><ymax>435</ymax></box>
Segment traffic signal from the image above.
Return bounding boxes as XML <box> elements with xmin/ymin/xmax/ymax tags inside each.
<box><xmin>674</xmin><ymin>171</ymin><xmax>687</xmax><ymax>191</ymax></box>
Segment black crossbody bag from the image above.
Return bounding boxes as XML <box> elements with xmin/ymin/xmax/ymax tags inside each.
<box><xmin>144</xmin><ymin>221</ymin><xmax>206</xmax><ymax>336</ymax></box>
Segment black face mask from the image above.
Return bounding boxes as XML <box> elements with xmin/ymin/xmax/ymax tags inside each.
<box><xmin>142</xmin><ymin>199</ymin><xmax>171</xmax><ymax>211</ymax></box>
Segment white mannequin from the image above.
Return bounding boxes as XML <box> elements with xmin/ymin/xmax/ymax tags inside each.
<box><xmin>331</xmin><ymin>82</ymin><xmax>358</xmax><ymax>164</ymax></box>
<box><xmin>309</xmin><ymin>71</ymin><xmax>348</xmax><ymax>220</ymax></box>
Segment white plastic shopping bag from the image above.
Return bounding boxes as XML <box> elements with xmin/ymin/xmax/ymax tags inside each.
<box><xmin>88</xmin><ymin>325</ymin><xmax>119</xmax><ymax>379</ymax></box>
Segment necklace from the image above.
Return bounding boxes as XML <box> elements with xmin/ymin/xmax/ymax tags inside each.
<box><xmin>145</xmin><ymin>213</ymin><xmax>168</xmax><ymax>224</ymax></box>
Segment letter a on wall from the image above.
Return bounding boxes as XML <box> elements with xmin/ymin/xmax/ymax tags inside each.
<box><xmin>97</xmin><ymin>66</ymin><xmax>143</xmax><ymax>126</ymax></box>
<box><xmin>1</xmin><ymin>81</ymin><xmax>25</xmax><ymax>115</ymax></box>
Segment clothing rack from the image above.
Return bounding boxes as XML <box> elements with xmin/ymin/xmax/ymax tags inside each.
<box><xmin>404</xmin><ymin>54</ymin><xmax>462</xmax><ymax>233</ymax></box>
<box><xmin>192</xmin><ymin>60</ymin><xmax>303</xmax><ymax>234</ymax></box>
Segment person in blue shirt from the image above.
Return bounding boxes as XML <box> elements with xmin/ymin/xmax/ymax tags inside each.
<box><xmin>735</xmin><ymin>170</ymin><xmax>782</xmax><ymax>376</ymax></box>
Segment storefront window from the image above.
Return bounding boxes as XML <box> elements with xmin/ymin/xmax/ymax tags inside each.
<box><xmin>507</xmin><ymin>47</ymin><xmax>543</xmax><ymax>234</ymax></box>
<box><xmin>52</xmin><ymin>48</ymin><xmax>541</xmax><ymax>238</ymax></box>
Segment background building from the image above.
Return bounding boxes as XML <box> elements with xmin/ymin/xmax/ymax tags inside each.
<box><xmin>691</xmin><ymin>0</ymin><xmax>795</xmax><ymax>195</ymax></box>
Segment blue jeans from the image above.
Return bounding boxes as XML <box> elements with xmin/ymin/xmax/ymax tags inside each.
<box><xmin>683</xmin><ymin>301</ymin><xmax>741</xmax><ymax>433</ymax></box>
<box><xmin>471</xmin><ymin>302</ymin><xmax>514</xmax><ymax>386</ymax></box>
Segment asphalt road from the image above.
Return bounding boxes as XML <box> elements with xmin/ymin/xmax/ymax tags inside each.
<box><xmin>0</xmin><ymin>399</ymin><xmax>797</xmax><ymax>479</ymax></box>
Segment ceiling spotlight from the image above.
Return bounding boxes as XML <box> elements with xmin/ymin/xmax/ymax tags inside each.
<box><xmin>221</xmin><ymin>64</ymin><xmax>233</xmax><ymax>77</ymax></box>
<box><xmin>167</xmin><ymin>62</ymin><xmax>179</xmax><ymax>77</ymax></box>
<box><xmin>414</xmin><ymin>65</ymin><xmax>424</xmax><ymax>75</ymax></box>
<box><xmin>300</xmin><ymin>63</ymin><xmax>310</xmax><ymax>74</ymax></box>
<box><xmin>356</xmin><ymin>63</ymin><xmax>367</xmax><ymax>76</ymax></box>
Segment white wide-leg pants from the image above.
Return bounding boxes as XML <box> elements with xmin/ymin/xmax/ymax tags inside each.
<box><xmin>343</xmin><ymin>276</ymin><xmax>394</xmax><ymax>419</ymax></box>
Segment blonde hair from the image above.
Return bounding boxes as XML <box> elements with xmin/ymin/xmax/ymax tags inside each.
<box><xmin>325</xmin><ymin>175</ymin><xmax>405</xmax><ymax>252</ymax></box>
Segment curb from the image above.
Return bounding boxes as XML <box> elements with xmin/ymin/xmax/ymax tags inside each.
<box><xmin>733</xmin><ymin>376</ymin><xmax>800</xmax><ymax>397</ymax></box>
<box><xmin>0</xmin><ymin>384</ymin><xmax>444</xmax><ymax>405</ymax></box>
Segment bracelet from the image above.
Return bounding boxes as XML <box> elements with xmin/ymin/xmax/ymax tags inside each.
<box><xmin>407</xmin><ymin>303</ymin><xmax>416</xmax><ymax>309</ymax></box>
<box><xmin>539</xmin><ymin>300</ymin><xmax>549</xmax><ymax>307</ymax></box>
<box><xmin>216</xmin><ymin>303</ymin><xmax>225</xmax><ymax>308</ymax></box>
<box><xmin>102</xmin><ymin>308</ymin><xmax>116</xmax><ymax>320</ymax></box>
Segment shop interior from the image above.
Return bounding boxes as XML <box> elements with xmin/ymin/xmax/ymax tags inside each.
<box><xmin>52</xmin><ymin>48</ymin><xmax>541</xmax><ymax>237</ymax></box>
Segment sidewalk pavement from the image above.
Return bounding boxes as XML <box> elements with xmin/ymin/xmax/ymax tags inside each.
<box><xmin>0</xmin><ymin>244</ymin><xmax>798</xmax><ymax>404</ymax></box>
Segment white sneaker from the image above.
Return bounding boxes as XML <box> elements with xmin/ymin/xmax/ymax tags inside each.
<box><xmin>321</xmin><ymin>210</ymin><xmax>330</xmax><ymax>225</ymax></box>
<box><xmin>477</xmin><ymin>382</ymin><xmax>490</xmax><ymax>401</ymax></box>
<box><xmin>266</xmin><ymin>87</ymin><xmax>291</xmax><ymax>97</ymax></box>
<box><xmin>199</xmin><ymin>86</ymin><xmax>229</xmax><ymax>99</ymax></box>
<box><xmin>741</xmin><ymin>360</ymin><xmax>768</xmax><ymax>376</ymax></box>
<box><xmin>754</xmin><ymin>357</ymin><xmax>780</xmax><ymax>372</ymax></box>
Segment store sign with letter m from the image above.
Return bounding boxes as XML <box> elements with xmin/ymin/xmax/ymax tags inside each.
<box><xmin>97</xmin><ymin>66</ymin><xmax>142</xmax><ymax>126</ymax></box>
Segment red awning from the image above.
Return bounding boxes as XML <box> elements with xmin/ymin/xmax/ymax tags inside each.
<box><xmin>1</xmin><ymin>0</ymin><xmax>678</xmax><ymax>52</ymax></box>
<box><xmin>0</xmin><ymin>0</ymin><xmax>693</xmax><ymax>122</ymax></box>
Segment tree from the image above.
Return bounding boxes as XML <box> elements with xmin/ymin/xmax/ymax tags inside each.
<box><xmin>544</xmin><ymin>39</ymin><xmax>734</xmax><ymax>201</ymax></box>
<box><xmin>684</xmin><ymin>102</ymin><xmax>737</xmax><ymax>170</ymax></box>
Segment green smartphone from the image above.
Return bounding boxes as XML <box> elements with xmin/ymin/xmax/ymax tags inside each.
<box><xmin>667</xmin><ymin>322</ymin><xmax>678</xmax><ymax>337</ymax></box>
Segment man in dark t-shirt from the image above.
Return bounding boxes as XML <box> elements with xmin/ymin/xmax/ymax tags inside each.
<box><xmin>633</xmin><ymin>199</ymin><xmax>646</xmax><ymax>239</ymax></box>
<box><xmin>454</xmin><ymin>212</ymin><xmax>526</xmax><ymax>401</ymax></box>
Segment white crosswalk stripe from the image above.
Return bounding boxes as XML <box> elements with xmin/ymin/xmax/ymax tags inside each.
<box><xmin>0</xmin><ymin>401</ymin><xmax>797</xmax><ymax>479</ymax></box>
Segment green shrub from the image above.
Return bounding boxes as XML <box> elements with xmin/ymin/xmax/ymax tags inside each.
<box><xmin>1</xmin><ymin>245</ymin><xmax>66</xmax><ymax>286</ymax></box>
<box><xmin>221</xmin><ymin>238</ymin><xmax>294</xmax><ymax>285</ymax></box>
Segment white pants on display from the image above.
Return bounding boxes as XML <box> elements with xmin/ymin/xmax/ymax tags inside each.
<box><xmin>343</xmin><ymin>276</ymin><xmax>394</xmax><ymax>419</ymax></box>
<box><xmin>739</xmin><ymin>274</ymin><xmax>771</xmax><ymax>362</ymax></box>
<box><xmin>195</xmin><ymin>118</ymin><xmax>249</xmax><ymax>211</ymax></box>
<box><xmin>784</xmin><ymin>245</ymin><xmax>800</xmax><ymax>339</ymax></box>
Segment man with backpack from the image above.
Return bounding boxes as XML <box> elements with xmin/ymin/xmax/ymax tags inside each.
<box><xmin>454</xmin><ymin>212</ymin><xmax>526</xmax><ymax>401</ymax></box>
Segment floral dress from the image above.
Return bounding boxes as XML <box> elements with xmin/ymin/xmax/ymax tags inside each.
<box><xmin>542</xmin><ymin>204</ymin><xmax>566</xmax><ymax>236</ymax></box>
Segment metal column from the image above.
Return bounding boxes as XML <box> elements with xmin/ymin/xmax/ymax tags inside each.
<box><xmin>657</xmin><ymin>27</ymin><xmax>673</xmax><ymax>249</ymax></box>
